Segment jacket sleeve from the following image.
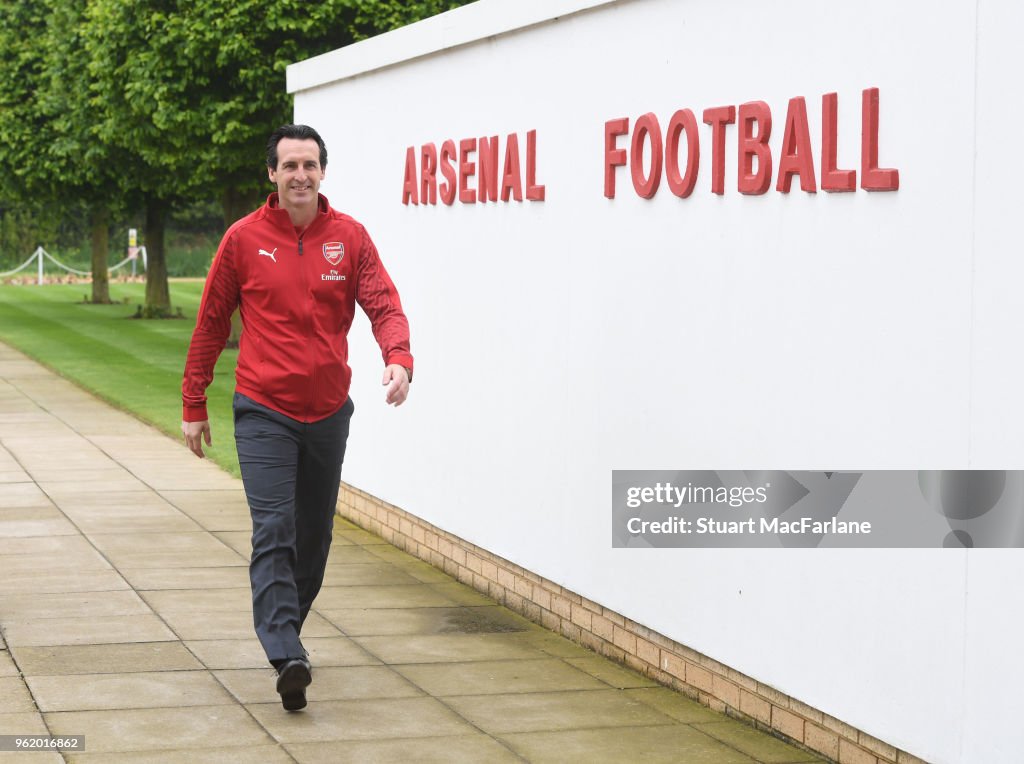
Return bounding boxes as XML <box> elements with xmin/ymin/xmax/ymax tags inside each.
<box><xmin>182</xmin><ymin>232</ymin><xmax>240</xmax><ymax>421</ymax></box>
<box><xmin>354</xmin><ymin>226</ymin><xmax>414</xmax><ymax>375</ymax></box>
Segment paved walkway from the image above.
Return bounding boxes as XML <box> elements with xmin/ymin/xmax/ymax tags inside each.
<box><xmin>0</xmin><ymin>341</ymin><xmax>823</xmax><ymax>763</ymax></box>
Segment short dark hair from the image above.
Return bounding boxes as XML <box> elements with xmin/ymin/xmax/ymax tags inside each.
<box><xmin>266</xmin><ymin>124</ymin><xmax>327</xmax><ymax>170</ymax></box>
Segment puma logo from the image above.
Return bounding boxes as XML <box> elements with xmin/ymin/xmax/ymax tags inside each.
<box><xmin>258</xmin><ymin>248</ymin><xmax>277</xmax><ymax>262</ymax></box>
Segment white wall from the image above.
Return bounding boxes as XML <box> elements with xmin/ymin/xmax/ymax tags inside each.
<box><xmin>290</xmin><ymin>1</ymin><xmax>1024</xmax><ymax>761</ymax></box>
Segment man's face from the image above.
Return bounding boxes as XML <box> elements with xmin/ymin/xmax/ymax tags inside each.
<box><xmin>268</xmin><ymin>138</ymin><xmax>325</xmax><ymax>208</ymax></box>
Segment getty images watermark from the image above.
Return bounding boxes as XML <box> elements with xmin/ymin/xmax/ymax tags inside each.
<box><xmin>624</xmin><ymin>479</ymin><xmax>869</xmax><ymax>537</ymax></box>
<box><xmin>612</xmin><ymin>471</ymin><xmax>1024</xmax><ymax>548</ymax></box>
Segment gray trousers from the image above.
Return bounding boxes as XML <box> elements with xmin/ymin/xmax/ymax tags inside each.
<box><xmin>233</xmin><ymin>393</ymin><xmax>354</xmax><ymax>663</ymax></box>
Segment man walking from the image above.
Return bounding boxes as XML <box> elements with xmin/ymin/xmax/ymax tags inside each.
<box><xmin>181</xmin><ymin>124</ymin><xmax>413</xmax><ymax>711</ymax></box>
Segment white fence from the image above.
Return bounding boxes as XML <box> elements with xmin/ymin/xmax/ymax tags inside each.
<box><xmin>0</xmin><ymin>246</ymin><xmax>146</xmax><ymax>284</ymax></box>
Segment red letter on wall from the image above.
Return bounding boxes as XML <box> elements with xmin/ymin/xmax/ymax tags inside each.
<box><xmin>665</xmin><ymin>109</ymin><xmax>699</xmax><ymax>198</ymax></box>
<box><xmin>604</xmin><ymin>118</ymin><xmax>629</xmax><ymax>198</ymax></box>
<box><xmin>459</xmin><ymin>138</ymin><xmax>477</xmax><ymax>203</ymax></box>
<box><xmin>737</xmin><ymin>101</ymin><xmax>772</xmax><ymax>195</ymax></box>
<box><xmin>525</xmin><ymin>129</ymin><xmax>545</xmax><ymax>201</ymax></box>
<box><xmin>501</xmin><ymin>133</ymin><xmax>523</xmax><ymax>202</ymax></box>
<box><xmin>630</xmin><ymin>112</ymin><xmax>663</xmax><ymax>199</ymax></box>
<box><xmin>777</xmin><ymin>97</ymin><xmax>816</xmax><ymax>193</ymax></box>
<box><xmin>420</xmin><ymin>143</ymin><xmax>438</xmax><ymax>205</ymax></box>
<box><xmin>702</xmin><ymin>106</ymin><xmax>735</xmax><ymax>195</ymax></box>
<box><xmin>439</xmin><ymin>139</ymin><xmax>457</xmax><ymax>206</ymax></box>
<box><xmin>861</xmin><ymin>87</ymin><xmax>899</xmax><ymax>191</ymax></box>
<box><xmin>821</xmin><ymin>92</ymin><xmax>856</xmax><ymax>192</ymax></box>
<box><xmin>478</xmin><ymin>136</ymin><xmax>499</xmax><ymax>203</ymax></box>
<box><xmin>402</xmin><ymin>146</ymin><xmax>418</xmax><ymax>205</ymax></box>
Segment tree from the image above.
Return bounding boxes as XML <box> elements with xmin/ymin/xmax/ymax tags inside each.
<box><xmin>0</xmin><ymin>0</ymin><xmax>126</xmax><ymax>303</ymax></box>
<box><xmin>4</xmin><ymin>0</ymin><xmax>471</xmax><ymax>311</ymax></box>
<box><xmin>348</xmin><ymin>0</ymin><xmax>469</xmax><ymax>41</ymax></box>
<box><xmin>42</xmin><ymin>0</ymin><xmax>132</xmax><ymax>303</ymax></box>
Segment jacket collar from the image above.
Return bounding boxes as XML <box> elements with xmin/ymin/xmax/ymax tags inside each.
<box><xmin>264</xmin><ymin>193</ymin><xmax>330</xmax><ymax>233</ymax></box>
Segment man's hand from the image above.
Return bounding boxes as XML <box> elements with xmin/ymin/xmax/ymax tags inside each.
<box><xmin>182</xmin><ymin>420</ymin><xmax>212</xmax><ymax>458</ymax></box>
<box><xmin>382</xmin><ymin>364</ymin><xmax>410</xmax><ymax>407</ymax></box>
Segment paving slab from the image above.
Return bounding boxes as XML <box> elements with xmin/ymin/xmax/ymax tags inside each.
<box><xmin>210</xmin><ymin>530</ymin><xmax>256</xmax><ymax>556</ymax></box>
<box><xmin>214</xmin><ymin>665</ymin><xmax>422</xmax><ymax>704</ymax></box>
<box><xmin>318</xmin><ymin>562</ymin><xmax>422</xmax><ymax>587</ymax></box>
<box><xmin>65</xmin><ymin>418</ymin><xmax>159</xmax><ymax>438</ymax></box>
<box><xmin>2</xmin><ymin>615</ymin><xmax>177</xmax><ymax>648</ymax></box>
<box><xmin>285</xmin><ymin>735</ymin><xmax>523</xmax><ymax>764</ymax></box>
<box><xmin>0</xmin><ymin>650</ymin><xmax>18</xmax><ymax>677</ymax></box>
<box><xmin>184</xmin><ymin>637</ymin><xmax>380</xmax><ymax>671</ymax></box>
<box><xmin>66</xmin><ymin>745</ymin><xmax>295</xmax><ymax>764</ymax></box>
<box><xmin>395</xmin><ymin>658</ymin><xmax>609</xmax><ymax>696</ymax></box>
<box><xmin>160</xmin><ymin>490</ymin><xmax>252</xmax><ymax>522</ymax></box>
<box><xmin>12</xmin><ymin>642</ymin><xmax>203</xmax><ymax>677</ymax></box>
<box><xmin>0</xmin><ymin>676</ymin><xmax>37</xmax><ymax>712</ymax></box>
<box><xmin>26</xmin><ymin>670</ymin><xmax>235</xmax><ymax>712</ymax></box>
<box><xmin>381</xmin><ymin>559</ymin><xmax>463</xmax><ymax>584</ymax></box>
<box><xmin>353</xmin><ymin>633</ymin><xmax>550</xmax><ymax>665</ymax></box>
<box><xmin>139</xmin><ymin>587</ymin><xmax>252</xmax><ymax>614</ymax></box>
<box><xmin>160</xmin><ymin>610</ymin><xmax>341</xmax><ymax>642</ymax></box>
<box><xmin>2</xmin><ymin>443</ymin><xmax>115</xmax><ymax>472</ymax></box>
<box><xmin>695</xmin><ymin>721</ymin><xmax>826</xmax><ymax>762</ymax></box>
<box><xmin>625</xmin><ymin>687</ymin><xmax>737</xmax><ymax>724</ymax></box>
<box><xmin>564</xmin><ymin>655</ymin><xmax>660</xmax><ymax>689</ymax></box>
<box><xmin>246</xmin><ymin>697</ymin><xmax>477</xmax><ymax>743</ymax></box>
<box><xmin>323</xmin><ymin>545</ymin><xmax>384</xmax><ymax>565</ymax></box>
<box><xmin>442</xmin><ymin>689</ymin><xmax>678</xmax><ymax>734</ymax></box>
<box><xmin>0</xmin><ymin>482</ymin><xmax>53</xmax><ymax>509</ymax></box>
<box><xmin>45</xmin><ymin>705</ymin><xmax>274</xmax><ymax>753</ymax></box>
<box><xmin>161</xmin><ymin>488</ymin><xmax>250</xmax><ymax>506</ymax></box>
<box><xmin>48</xmin><ymin>490</ymin><xmax>178</xmax><ymax>511</ymax></box>
<box><xmin>0</xmin><ymin>505</ymin><xmax>66</xmax><ymax>521</ymax></box>
<box><xmin>36</xmin><ymin>477</ymin><xmax>155</xmax><ymax>495</ymax></box>
<box><xmin>86</xmin><ymin>531</ymin><xmax>240</xmax><ymax>557</ymax></box>
<box><xmin>118</xmin><ymin>566</ymin><xmax>251</xmax><ymax>591</ymax></box>
<box><xmin>0</xmin><ymin>411</ymin><xmax>51</xmax><ymax>424</ymax></box>
<box><xmin>169</xmin><ymin>508</ymin><xmax>252</xmax><ymax>532</ymax></box>
<box><xmin>0</xmin><ymin>569</ymin><xmax>129</xmax><ymax>596</ymax></box>
<box><xmin>312</xmin><ymin>584</ymin><xmax>459</xmax><ymax>610</ymax></box>
<box><xmin>333</xmin><ymin>527</ymin><xmax>390</xmax><ymax>546</ymax></box>
<box><xmin>505</xmin><ymin>629</ymin><xmax>598</xmax><ymax>659</ymax></box>
<box><xmin>0</xmin><ymin>552</ymin><xmax>112</xmax><ymax>574</ymax></box>
<box><xmin>0</xmin><ymin>514</ymin><xmax>79</xmax><ymax>539</ymax></box>
<box><xmin>499</xmin><ymin>725</ymin><xmax>761</xmax><ymax>764</ymax></box>
<box><xmin>2</xmin><ymin>537</ymin><xmax>112</xmax><ymax>558</ymax></box>
<box><xmin>0</xmin><ymin>591</ymin><xmax>151</xmax><ymax>620</ymax></box>
<box><xmin>320</xmin><ymin>604</ymin><xmax>532</xmax><ymax>637</ymax></box>
<box><xmin>0</xmin><ymin>342</ymin><xmax>823</xmax><ymax>763</ymax></box>
<box><xmin>427</xmin><ymin>581</ymin><xmax>501</xmax><ymax>606</ymax></box>
<box><xmin>0</xmin><ymin>711</ymin><xmax>49</xmax><ymax>735</ymax></box>
<box><xmin>84</xmin><ymin>546</ymin><xmax>245</xmax><ymax>569</ymax></box>
<box><xmin>71</xmin><ymin>511</ymin><xmax>203</xmax><ymax>535</ymax></box>
<box><xmin>19</xmin><ymin>467</ymin><xmax>134</xmax><ymax>482</ymax></box>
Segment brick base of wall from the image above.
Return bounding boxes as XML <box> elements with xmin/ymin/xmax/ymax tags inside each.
<box><xmin>336</xmin><ymin>482</ymin><xmax>927</xmax><ymax>764</ymax></box>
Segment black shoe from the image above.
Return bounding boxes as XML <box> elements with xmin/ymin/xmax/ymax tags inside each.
<box><xmin>275</xmin><ymin>657</ymin><xmax>312</xmax><ymax>711</ymax></box>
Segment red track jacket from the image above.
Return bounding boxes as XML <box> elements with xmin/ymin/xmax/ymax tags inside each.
<box><xmin>182</xmin><ymin>193</ymin><xmax>413</xmax><ymax>423</ymax></box>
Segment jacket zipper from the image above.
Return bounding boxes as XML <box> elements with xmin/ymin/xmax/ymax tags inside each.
<box><xmin>298</xmin><ymin>233</ymin><xmax>317</xmax><ymax>421</ymax></box>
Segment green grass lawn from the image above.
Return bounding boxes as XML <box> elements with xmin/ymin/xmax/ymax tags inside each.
<box><xmin>0</xmin><ymin>280</ymin><xmax>241</xmax><ymax>477</ymax></box>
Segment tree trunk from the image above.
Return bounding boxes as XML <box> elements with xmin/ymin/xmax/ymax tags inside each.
<box><xmin>221</xmin><ymin>186</ymin><xmax>260</xmax><ymax>228</ymax></box>
<box><xmin>143</xmin><ymin>199</ymin><xmax>172</xmax><ymax>318</ymax></box>
<box><xmin>221</xmin><ymin>187</ymin><xmax>259</xmax><ymax>346</ymax></box>
<box><xmin>89</xmin><ymin>205</ymin><xmax>111</xmax><ymax>304</ymax></box>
